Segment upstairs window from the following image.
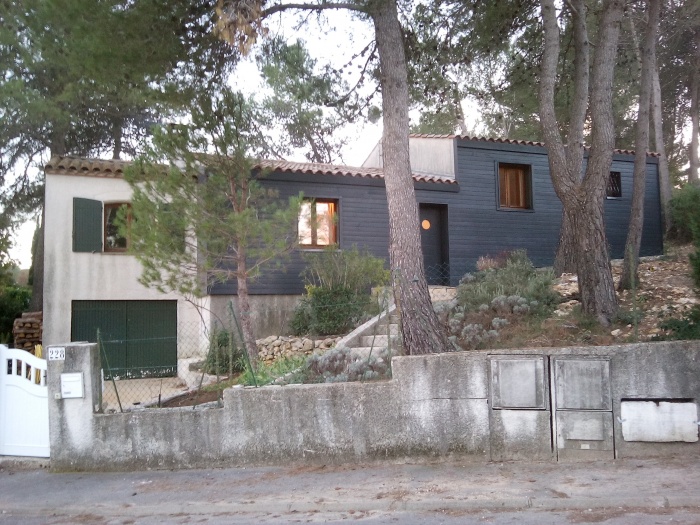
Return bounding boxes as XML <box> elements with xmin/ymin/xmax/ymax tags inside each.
<box><xmin>298</xmin><ymin>198</ymin><xmax>338</xmax><ymax>247</ymax></box>
<box><xmin>104</xmin><ymin>203</ymin><xmax>131</xmax><ymax>252</ymax></box>
<box><xmin>607</xmin><ymin>171</ymin><xmax>622</xmax><ymax>199</ymax></box>
<box><xmin>498</xmin><ymin>163</ymin><xmax>532</xmax><ymax>210</ymax></box>
<box><xmin>73</xmin><ymin>198</ymin><xmax>131</xmax><ymax>253</ymax></box>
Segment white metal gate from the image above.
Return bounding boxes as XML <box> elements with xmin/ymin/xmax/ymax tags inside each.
<box><xmin>0</xmin><ymin>344</ymin><xmax>49</xmax><ymax>457</ymax></box>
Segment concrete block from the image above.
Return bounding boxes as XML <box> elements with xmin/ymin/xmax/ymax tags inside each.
<box><xmin>555</xmin><ymin>411</ymin><xmax>614</xmax><ymax>461</ymax></box>
<box><xmin>489</xmin><ymin>410</ymin><xmax>553</xmax><ymax>461</ymax></box>
<box><xmin>490</xmin><ymin>356</ymin><xmax>547</xmax><ymax>409</ymax></box>
<box><xmin>621</xmin><ymin>401</ymin><xmax>698</xmax><ymax>443</ymax></box>
<box><xmin>554</xmin><ymin>358</ymin><xmax>611</xmax><ymax>411</ymax></box>
<box><xmin>393</xmin><ymin>353</ymin><xmax>488</xmax><ymax>400</ymax></box>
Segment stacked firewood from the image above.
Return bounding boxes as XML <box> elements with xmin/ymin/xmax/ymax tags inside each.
<box><xmin>13</xmin><ymin>312</ymin><xmax>43</xmax><ymax>353</ymax></box>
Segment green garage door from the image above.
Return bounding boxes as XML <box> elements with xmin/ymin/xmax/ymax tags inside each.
<box><xmin>71</xmin><ymin>300</ymin><xmax>177</xmax><ymax>379</ymax></box>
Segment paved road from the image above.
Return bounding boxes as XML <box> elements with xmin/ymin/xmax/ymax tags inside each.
<box><xmin>1</xmin><ymin>457</ymin><xmax>699</xmax><ymax>524</ymax></box>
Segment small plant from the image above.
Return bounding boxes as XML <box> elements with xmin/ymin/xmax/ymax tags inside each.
<box><xmin>303</xmin><ymin>345</ymin><xmax>393</xmax><ymax>383</ymax></box>
<box><xmin>668</xmin><ymin>185</ymin><xmax>700</xmax><ymax>243</ymax></box>
<box><xmin>655</xmin><ymin>306</ymin><xmax>700</xmax><ymax>340</ymax></box>
<box><xmin>290</xmin><ymin>285</ymin><xmax>367</xmax><ymax>336</ymax></box>
<box><xmin>238</xmin><ymin>355</ymin><xmax>306</xmax><ymax>386</ymax></box>
<box><xmin>204</xmin><ymin>328</ymin><xmax>245</xmax><ymax>376</ymax></box>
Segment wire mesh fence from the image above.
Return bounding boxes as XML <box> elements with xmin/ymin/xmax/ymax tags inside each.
<box><xmin>93</xmin><ymin>267</ymin><xmax>460</xmax><ymax>412</ymax></box>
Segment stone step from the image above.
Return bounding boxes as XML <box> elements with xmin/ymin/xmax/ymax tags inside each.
<box><xmin>365</xmin><ymin>323</ymin><xmax>400</xmax><ymax>336</ymax></box>
<box><xmin>350</xmin><ymin>347</ymin><xmax>398</xmax><ymax>359</ymax></box>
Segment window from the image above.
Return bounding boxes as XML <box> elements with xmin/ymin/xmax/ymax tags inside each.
<box><xmin>498</xmin><ymin>163</ymin><xmax>532</xmax><ymax>210</ymax></box>
<box><xmin>73</xmin><ymin>198</ymin><xmax>131</xmax><ymax>253</ymax></box>
<box><xmin>298</xmin><ymin>199</ymin><xmax>338</xmax><ymax>247</ymax></box>
<box><xmin>104</xmin><ymin>203</ymin><xmax>131</xmax><ymax>252</ymax></box>
<box><xmin>607</xmin><ymin>171</ymin><xmax>622</xmax><ymax>199</ymax></box>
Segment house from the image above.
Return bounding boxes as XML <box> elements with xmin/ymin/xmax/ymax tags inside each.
<box><xmin>42</xmin><ymin>135</ymin><xmax>663</xmax><ymax>378</ymax></box>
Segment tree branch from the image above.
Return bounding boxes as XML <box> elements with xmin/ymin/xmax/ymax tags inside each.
<box><xmin>262</xmin><ymin>2</ymin><xmax>366</xmax><ymax>18</ymax></box>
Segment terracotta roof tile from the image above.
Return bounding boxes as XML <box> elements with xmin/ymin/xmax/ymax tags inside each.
<box><xmin>45</xmin><ymin>156</ymin><xmax>458</xmax><ymax>185</ymax></box>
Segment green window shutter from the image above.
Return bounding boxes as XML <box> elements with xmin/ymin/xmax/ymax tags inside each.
<box><xmin>73</xmin><ymin>198</ymin><xmax>103</xmax><ymax>252</ymax></box>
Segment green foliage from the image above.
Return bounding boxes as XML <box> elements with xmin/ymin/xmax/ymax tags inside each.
<box><xmin>238</xmin><ymin>355</ymin><xmax>306</xmax><ymax>386</ymax></box>
<box><xmin>0</xmin><ymin>285</ymin><xmax>30</xmax><ymax>337</ymax></box>
<box><xmin>303</xmin><ymin>246</ymin><xmax>390</xmax><ymax>296</ymax></box>
<box><xmin>303</xmin><ymin>346</ymin><xmax>393</xmax><ymax>383</ymax></box>
<box><xmin>656</xmin><ymin>306</ymin><xmax>700</xmax><ymax>341</ymax></box>
<box><xmin>290</xmin><ymin>286</ymin><xmax>367</xmax><ymax>336</ymax></box>
<box><xmin>291</xmin><ymin>248</ymin><xmax>390</xmax><ymax>336</ymax></box>
<box><xmin>125</xmin><ymin>89</ymin><xmax>302</xmax><ymax>298</ymax></box>
<box><xmin>204</xmin><ymin>329</ymin><xmax>245</xmax><ymax>376</ymax></box>
<box><xmin>669</xmin><ymin>185</ymin><xmax>700</xmax><ymax>242</ymax></box>
<box><xmin>456</xmin><ymin>250</ymin><xmax>557</xmax><ymax>312</ymax></box>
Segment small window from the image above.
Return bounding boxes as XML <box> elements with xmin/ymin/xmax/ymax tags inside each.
<box><xmin>298</xmin><ymin>199</ymin><xmax>338</xmax><ymax>247</ymax></box>
<box><xmin>104</xmin><ymin>203</ymin><xmax>131</xmax><ymax>252</ymax></box>
<box><xmin>498</xmin><ymin>163</ymin><xmax>532</xmax><ymax>210</ymax></box>
<box><xmin>607</xmin><ymin>171</ymin><xmax>622</xmax><ymax>199</ymax></box>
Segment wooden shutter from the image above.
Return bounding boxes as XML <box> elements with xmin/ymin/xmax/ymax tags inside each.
<box><xmin>72</xmin><ymin>198</ymin><xmax>103</xmax><ymax>252</ymax></box>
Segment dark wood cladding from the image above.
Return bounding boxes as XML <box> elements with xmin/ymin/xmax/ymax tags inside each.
<box><xmin>209</xmin><ymin>140</ymin><xmax>663</xmax><ymax>295</ymax></box>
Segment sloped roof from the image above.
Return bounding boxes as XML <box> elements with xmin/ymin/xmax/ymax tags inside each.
<box><xmin>408</xmin><ymin>134</ymin><xmax>658</xmax><ymax>157</ymax></box>
<box><xmin>44</xmin><ymin>156</ymin><xmax>458</xmax><ymax>185</ymax></box>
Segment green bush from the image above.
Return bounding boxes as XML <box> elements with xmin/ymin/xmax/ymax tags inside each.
<box><xmin>204</xmin><ymin>328</ymin><xmax>245</xmax><ymax>376</ymax></box>
<box><xmin>656</xmin><ymin>306</ymin><xmax>700</xmax><ymax>340</ymax></box>
<box><xmin>669</xmin><ymin>185</ymin><xmax>700</xmax><ymax>243</ymax></box>
<box><xmin>238</xmin><ymin>355</ymin><xmax>306</xmax><ymax>386</ymax></box>
<box><xmin>290</xmin><ymin>285</ymin><xmax>367</xmax><ymax>336</ymax></box>
<box><xmin>290</xmin><ymin>247</ymin><xmax>390</xmax><ymax>336</ymax></box>
<box><xmin>456</xmin><ymin>250</ymin><xmax>557</xmax><ymax>313</ymax></box>
<box><xmin>302</xmin><ymin>246</ymin><xmax>389</xmax><ymax>294</ymax></box>
<box><xmin>0</xmin><ymin>285</ymin><xmax>31</xmax><ymax>336</ymax></box>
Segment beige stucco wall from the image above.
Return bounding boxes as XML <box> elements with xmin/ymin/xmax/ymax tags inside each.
<box><xmin>43</xmin><ymin>173</ymin><xmax>205</xmax><ymax>358</ymax></box>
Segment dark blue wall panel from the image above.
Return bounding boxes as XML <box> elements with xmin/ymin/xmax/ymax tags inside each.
<box><xmin>210</xmin><ymin>139</ymin><xmax>664</xmax><ymax>295</ymax></box>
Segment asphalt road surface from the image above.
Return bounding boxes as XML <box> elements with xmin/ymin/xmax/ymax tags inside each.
<box><xmin>1</xmin><ymin>457</ymin><xmax>699</xmax><ymax>524</ymax></box>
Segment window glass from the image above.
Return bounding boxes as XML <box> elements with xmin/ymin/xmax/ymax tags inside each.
<box><xmin>104</xmin><ymin>203</ymin><xmax>130</xmax><ymax>252</ymax></box>
<box><xmin>607</xmin><ymin>171</ymin><xmax>622</xmax><ymax>198</ymax></box>
<box><xmin>298</xmin><ymin>199</ymin><xmax>338</xmax><ymax>247</ymax></box>
<box><xmin>499</xmin><ymin>163</ymin><xmax>532</xmax><ymax>209</ymax></box>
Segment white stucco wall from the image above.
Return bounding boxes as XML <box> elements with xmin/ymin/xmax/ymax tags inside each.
<box><xmin>43</xmin><ymin>173</ymin><xmax>205</xmax><ymax>358</ymax></box>
<box><xmin>361</xmin><ymin>137</ymin><xmax>456</xmax><ymax>179</ymax></box>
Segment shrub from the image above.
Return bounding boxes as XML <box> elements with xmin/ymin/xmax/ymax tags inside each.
<box><xmin>303</xmin><ymin>246</ymin><xmax>390</xmax><ymax>295</ymax></box>
<box><xmin>655</xmin><ymin>306</ymin><xmax>700</xmax><ymax>340</ymax></box>
<box><xmin>204</xmin><ymin>328</ymin><xmax>245</xmax><ymax>376</ymax></box>
<box><xmin>456</xmin><ymin>250</ymin><xmax>557</xmax><ymax>313</ymax></box>
<box><xmin>238</xmin><ymin>355</ymin><xmax>306</xmax><ymax>386</ymax></box>
<box><xmin>0</xmin><ymin>284</ymin><xmax>31</xmax><ymax>336</ymax></box>
<box><xmin>669</xmin><ymin>185</ymin><xmax>700</xmax><ymax>243</ymax></box>
<box><xmin>291</xmin><ymin>247</ymin><xmax>390</xmax><ymax>336</ymax></box>
<box><xmin>303</xmin><ymin>345</ymin><xmax>393</xmax><ymax>383</ymax></box>
<box><xmin>290</xmin><ymin>285</ymin><xmax>367</xmax><ymax>336</ymax></box>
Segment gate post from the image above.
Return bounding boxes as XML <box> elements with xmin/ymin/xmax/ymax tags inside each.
<box><xmin>46</xmin><ymin>343</ymin><xmax>101</xmax><ymax>471</ymax></box>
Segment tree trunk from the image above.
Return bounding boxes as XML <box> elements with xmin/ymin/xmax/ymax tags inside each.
<box><xmin>553</xmin><ymin>208</ymin><xmax>577</xmax><ymax>275</ymax></box>
<box><xmin>236</xmin><ymin>253</ymin><xmax>259</xmax><ymax>367</ymax></box>
<box><xmin>539</xmin><ymin>0</ymin><xmax>620</xmax><ymax>324</ymax></box>
<box><xmin>371</xmin><ymin>0</ymin><xmax>449</xmax><ymax>355</ymax></box>
<box><xmin>112</xmin><ymin>117</ymin><xmax>123</xmax><ymax>160</ymax></box>
<box><xmin>620</xmin><ymin>0</ymin><xmax>660</xmax><ymax>291</ymax></box>
<box><xmin>689</xmin><ymin>29</ymin><xmax>700</xmax><ymax>185</ymax></box>
<box><xmin>652</xmin><ymin>64</ymin><xmax>672</xmax><ymax>234</ymax></box>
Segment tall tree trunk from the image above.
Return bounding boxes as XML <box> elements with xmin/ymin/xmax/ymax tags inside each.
<box><xmin>539</xmin><ymin>0</ymin><xmax>621</xmax><ymax>325</ymax></box>
<box><xmin>371</xmin><ymin>0</ymin><xmax>449</xmax><ymax>355</ymax></box>
<box><xmin>112</xmin><ymin>117</ymin><xmax>123</xmax><ymax>160</ymax></box>
<box><xmin>236</xmin><ymin>252</ymin><xmax>259</xmax><ymax>367</ymax></box>
<box><xmin>652</xmin><ymin>64</ymin><xmax>672</xmax><ymax>234</ymax></box>
<box><xmin>690</xmin><ymin>29</ymin><xmax>700</xmax><ymax>185</ymax></box>
<box><xmin>620</xmin><ymin>0</ymin><xmax>660</xmax><ymax>291</ymax></box>
<box><xmin>553</xmin><ymin>209</ymin><xmax>577</xmax><ymax>275</ymax></box>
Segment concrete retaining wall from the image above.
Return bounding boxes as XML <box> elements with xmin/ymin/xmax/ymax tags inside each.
<box><xmin>47</xmin><ymin>341</ymin><xmax>700</xmax><ymax>472</ymax></box>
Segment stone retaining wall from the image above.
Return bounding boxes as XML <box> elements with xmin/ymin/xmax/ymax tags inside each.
<box><xmin>256</xmin><ymin>336</ymin><xmax>341</xmax><ymax>363</ymax></box>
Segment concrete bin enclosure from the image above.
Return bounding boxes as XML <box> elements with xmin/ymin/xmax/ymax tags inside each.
<box><xmin>47</xmin><ymin>341</ymin><xmax>700</xmax><ymax>471</ymax></box>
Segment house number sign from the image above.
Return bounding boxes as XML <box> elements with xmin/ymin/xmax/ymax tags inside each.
<box><xmin>48</xmin><ymin>347</ymin><xmax>65</xmax><ymax>361</ymax></box>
